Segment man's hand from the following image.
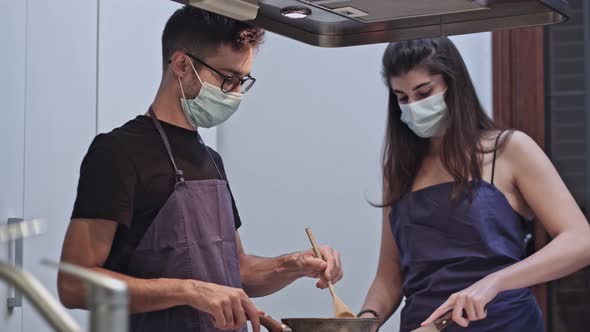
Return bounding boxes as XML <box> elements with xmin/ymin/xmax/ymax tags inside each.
<box><xmin>186</xmin><ymin>280</ymin><xmax>262</xmax><ymax>331</ymax></box>
<box><xmin>296</xmin><ymin>245</ymin><xmax>343</xmax><ymax>289</ymax></box>
<box><xmin>237</xmin><ymin>233</ymin><xmax>344</xmax><ymax>297</ymax></box>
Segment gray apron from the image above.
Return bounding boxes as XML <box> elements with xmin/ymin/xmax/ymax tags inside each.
<box><xmin>127</xmin><ymin>108</ymin><xmax>245</xmax><ymax>332</ymax></box>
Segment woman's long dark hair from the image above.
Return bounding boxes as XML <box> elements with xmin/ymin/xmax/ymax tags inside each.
<box><xmin>380</xmin><ymin>37</ymin><xmax>502</xmax><ymax>207</ymax></box>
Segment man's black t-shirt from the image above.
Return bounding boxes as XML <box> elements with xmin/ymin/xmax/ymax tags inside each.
<box><xmin>71</xmin><ymin>115</ymin><xmax>241</xmax><ymax>273</ymax></box>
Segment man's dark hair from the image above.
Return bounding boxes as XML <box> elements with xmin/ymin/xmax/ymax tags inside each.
<box><xmin>162</xmin><ymin>5</ymin><xmax>265</xmax><ymax>69</ymax></box>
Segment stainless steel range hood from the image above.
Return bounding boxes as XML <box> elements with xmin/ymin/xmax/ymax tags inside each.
<box><xmin>174</xmin><ymin>0</ymin><xmax>569</xmax><ymax>47</ymax></box>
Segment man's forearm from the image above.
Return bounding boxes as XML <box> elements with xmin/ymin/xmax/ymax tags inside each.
<box><xmin>240</xmin><ymin>253</ymin><xmax>304</xmax><ymax>297</ymax></box>
<box><xmin>58</xmin><ymin>267</ymin><xmax>190</xmax><ymax>314</ymax></box>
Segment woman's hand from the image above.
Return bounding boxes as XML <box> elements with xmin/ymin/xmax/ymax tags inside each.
<box><xmin>421</xmin><ymin>275</ymin><xmax>500</xmax><ymax>328</ymax></box>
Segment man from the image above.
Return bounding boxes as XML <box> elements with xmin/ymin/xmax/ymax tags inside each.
<box><xmin>58</xmin><ymin>5</ymin><xmax>343</xmax><ymax>332</ymax></box>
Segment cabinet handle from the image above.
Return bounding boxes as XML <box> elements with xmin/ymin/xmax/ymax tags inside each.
<box><xmin>2</xmin><ymin>218</ymin><xmax>45</xmax><ymax>309</ymax></box>
<box><xmin>7</xmin><ymin>218</ymin><xmax>24</xmax><ymax>308</ymax></box>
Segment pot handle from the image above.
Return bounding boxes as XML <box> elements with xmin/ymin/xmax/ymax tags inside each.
<box><xmin>259</xmin><ymin>315</ymin><xmax>292</xmax><ymax>332</ymax></box>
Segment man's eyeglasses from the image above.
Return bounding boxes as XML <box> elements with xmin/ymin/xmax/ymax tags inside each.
<box><xmin>185</xmin><ymin>53</ymin><xmax>256</xmax><ymax>94</ymax></box>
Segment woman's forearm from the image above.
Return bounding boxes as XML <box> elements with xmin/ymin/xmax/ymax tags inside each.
<box><xmin>361</xmin><ymin>275</ymin><xmax>403</xmax><ymax>324</ymax></box>
<box><xmin>493</xmin><ymin>230</ymin><xmax>590</xmax><ymax>293</ymax></box>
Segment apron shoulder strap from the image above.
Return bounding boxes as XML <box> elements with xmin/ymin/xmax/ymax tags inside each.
<box><xmin>148</xmin><ymin>107</ymin><xmax>184</xmax><ymax>183</ymax></box>
<box><xmin>197</xmin><ymin>133</ymin><xmax>225</xmax><ymax>181</ymax></box>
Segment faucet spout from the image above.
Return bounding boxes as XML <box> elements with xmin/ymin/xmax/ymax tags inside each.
<box><xmin>0</xmin><ymin>261</ymin><xmax>81</xmax><ymax>332</ymax></box>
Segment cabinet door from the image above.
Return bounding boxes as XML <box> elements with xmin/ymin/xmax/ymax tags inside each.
<box><xmin>0</xmin><ymin>0</ymin><xmax>27</xmax><ymax>330</ymax></box>
<box><xmin>21</xmin><ymin>0</ymin><xmax>97</xmax><ymax>331</ymax></box>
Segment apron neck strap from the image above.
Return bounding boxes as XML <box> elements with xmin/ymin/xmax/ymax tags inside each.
<box><xmin>200</xmin><ymin>137</ymin><xmax>225</xmax><ymax>181</ymax></box>
<box><xmin>148</xmin><ymin>107</ymin><xmax>184</xmax><ymax>183</ymax></box>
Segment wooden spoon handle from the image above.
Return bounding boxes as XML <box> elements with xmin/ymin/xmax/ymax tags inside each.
<box><xmin>305</xmin><ymin>228</ymin><xmax>336</xmax><ymax>298</ymax></box>
<box><xmin>305</xmin><ymin>227</ymin><xmax>323</xmax><ymax>259</ymax></box>
<box><xmin>327</xmin><ymin>280</ymin><xmax>336</xmax><ymax>297</ymax></box>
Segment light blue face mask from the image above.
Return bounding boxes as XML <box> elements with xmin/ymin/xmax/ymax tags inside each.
<box><xmin>399</xmin><ymin>90</ymin><xmax>448</xmax><ymax>138</ymax></box>
<box><xmin>178</xmin><ymin>59</ymin><xmax>242</xmax><ymax>129</ymax></box>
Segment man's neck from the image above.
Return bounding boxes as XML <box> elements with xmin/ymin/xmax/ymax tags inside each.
<box><xmin>149</xmin><ymin>84</ymin><xmax>195</xmax><ymax>131</ymax></box>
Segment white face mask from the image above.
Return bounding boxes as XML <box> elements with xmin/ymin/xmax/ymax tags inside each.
<box><xmin>178</xmin><ymin>59</ymin><xmax>242</xmax><ymax>129</ymax></box>
<box><xmin>399</xmin><ymin>90</ymin><xmax>448</xmax><ymax>138</ymax></box>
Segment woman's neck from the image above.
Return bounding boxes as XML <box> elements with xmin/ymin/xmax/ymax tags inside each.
<box><xmin>428</xmin><ymin>136</ymin><xmax>443</xmax><ymax>156</ymax></box>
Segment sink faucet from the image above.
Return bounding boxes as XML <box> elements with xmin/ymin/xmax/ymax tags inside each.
<box><xmin>42</xmin><ymin>259</ymin><xmax>129</xmax><ymax>332</ymax></box>
<box><xmin>1</xmin><ymin>219</ymin><xmax>129</xmax><ymax>332</ymax></box>
<box><xmin>0</xmin><ymin>259</ymin><xmax>81</xmax><ymax>332</ymax></box>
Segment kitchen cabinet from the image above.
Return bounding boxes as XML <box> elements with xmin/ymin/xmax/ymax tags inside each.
<box><xmin>21</xmin><ymin>0</ymin><xmax>97</xmax><ymax>331</ymax></box>
<box><xmin>1</xmin><ymin>0</ymin><xmax>97</xmax><ymax>331</ymax></box>
<box><xmin>0</xmin><ymin>0</ymin><xmax>27</xmax><ymax>330</ymax></box>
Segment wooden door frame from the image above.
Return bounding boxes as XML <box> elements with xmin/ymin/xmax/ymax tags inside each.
<box><xmin>492</xmin><ymin>26</ymin><xmax>549</xmax><ymax>327</ymax></box>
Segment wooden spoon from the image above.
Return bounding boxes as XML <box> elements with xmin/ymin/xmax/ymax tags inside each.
<box><xmin>305</xmin><ymin>227</ymin><xmax>356</xmax><ymax>318</ymax></box>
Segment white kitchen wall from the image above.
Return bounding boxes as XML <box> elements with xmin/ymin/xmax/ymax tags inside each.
<box><xmin>97</xmin><ymin>0</ymin><xmax>217</xmax><ymax>146</ymax></box>
<box><xmin>218</xmin><ymin>32</ymin><xmax>492</xmax><ymax>331</ymax></box>
<box><xmin>452</xmin><ymin>33</ymin><xmax>493</xmax><ymax>116</ymax></box>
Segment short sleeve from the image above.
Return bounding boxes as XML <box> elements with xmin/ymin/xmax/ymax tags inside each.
<box><xmin>71</xmin><ymin>134</ymin><xmax>136</xmax><ymax>227</ymax></box>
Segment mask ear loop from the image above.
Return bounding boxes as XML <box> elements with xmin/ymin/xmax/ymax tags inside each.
<box><xmin>177</xmin><ymin>76</ymin><xmax>188</xmax><ymax>100</ymax></box>
<box><xmin>177</xmin><ymin>75</ymin><xmax>192</xmax><ymax>115</ymax></box>
<box><xmin>187</xmin><ymin>57</ymin><xmax>205</xmax><ymax>85</ymax></box>
<box><xmin>177</xmin><ymin>56</ymin><xmax>204</xmax><ymax>101</ymax></box>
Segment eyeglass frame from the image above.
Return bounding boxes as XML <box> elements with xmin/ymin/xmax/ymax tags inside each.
<box><xmin>173</xmin><ymin>52</ymin><xmax>256</xmax><ymax>94</ymax></box>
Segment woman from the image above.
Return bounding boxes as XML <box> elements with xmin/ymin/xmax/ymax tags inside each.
<box><xmin>358</xmin><ymin>38</ymin><xmax>590</xmax><ymax>331</ymax></box>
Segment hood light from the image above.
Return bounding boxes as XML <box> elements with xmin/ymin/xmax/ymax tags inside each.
<box><xmin>280</xmin><ymin>6</ymin><xmax>311</xmax><ymax>19</ymax></box>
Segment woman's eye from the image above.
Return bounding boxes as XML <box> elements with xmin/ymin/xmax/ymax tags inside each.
<box><xmin>418</xmin><ymin>90</ymin><xmax>433</xmax><ymax>98</ymax></box>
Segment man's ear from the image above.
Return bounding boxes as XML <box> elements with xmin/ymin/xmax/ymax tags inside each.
<box><xmin>169</xmin><ymin>51</ymin><xmax>190</xmax><ymax>79</ymax></box>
